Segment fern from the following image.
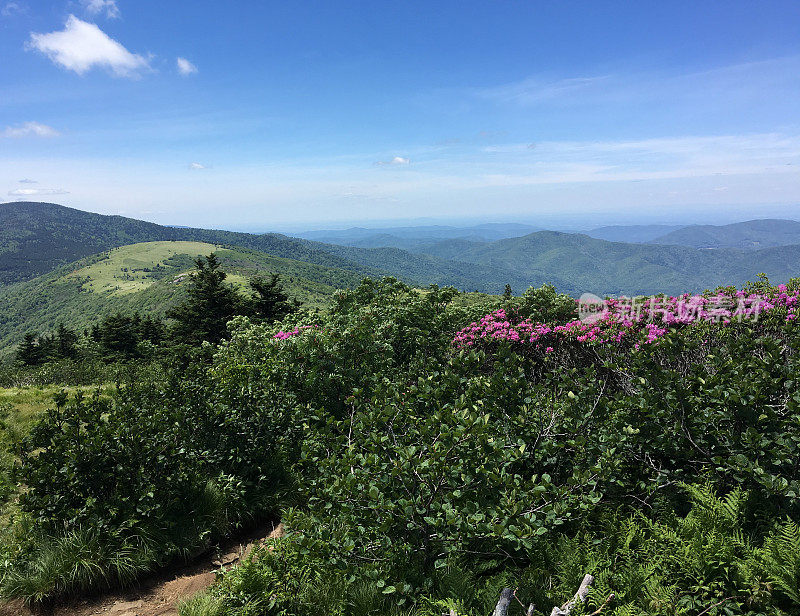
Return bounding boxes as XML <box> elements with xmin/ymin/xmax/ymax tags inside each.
<box><xmin>763</xmin><ymin>519</ymin><xmax>800</xmax><ymax>604</ymax></box>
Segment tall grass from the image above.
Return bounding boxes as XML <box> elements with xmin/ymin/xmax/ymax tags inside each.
<box><xmin>0</xmin><ymin>529</ymin><xmax>159</xmax><ymax>605</ymax></box>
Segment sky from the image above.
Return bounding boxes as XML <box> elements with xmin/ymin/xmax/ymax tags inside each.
<box><xmin>1</xmin><ymin>0</ymin><xmax>799</xmax><ymax>231</ymax></box>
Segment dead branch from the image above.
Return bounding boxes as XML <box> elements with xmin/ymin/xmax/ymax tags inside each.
<box><xmin>492</xmin><ymin>588</ymin><xmax>514</xmax><ymax>616</ymax></box>
<box><xmin>550</xmin><ymin>574</ymin><xmax>594</xmax><ymax>616</ymax></box>
<box><xmin>587</xmin><ymin>593</ymin><xmax>614</xmax><ymax>615</ymax></box>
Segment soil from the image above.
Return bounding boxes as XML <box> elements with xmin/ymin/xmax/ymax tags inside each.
<box><xmin>0</xmin><ymin>522</ymin><xmax>284</xmax><ymax>616</ymax></box>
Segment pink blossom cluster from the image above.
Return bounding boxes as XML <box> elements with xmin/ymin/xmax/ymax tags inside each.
<box><xmin>273</xmin><ymin>325</ymin><xmax>316</xmax><ymax>340</ymax></box>
<box><xmin>453</xmin><ymin>286</ymin><xmax>799</xmax><ymax>352</ymax></box>
<box><xmin>453</xmin><ymin>309</ymin><xmax>645</xmax><ymax>350</ymax></box>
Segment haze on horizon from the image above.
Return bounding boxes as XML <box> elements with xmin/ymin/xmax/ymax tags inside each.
<box><xmin>1</xmin><ymin>1</ymin><xmax>799</xmax><ymax>229</ymax></box>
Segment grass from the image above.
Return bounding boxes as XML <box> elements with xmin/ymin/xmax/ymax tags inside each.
<box><xmin>0</xmin><ymin>384</ymin><xmax>113</xmax><ymax>525</ymax></box>
<box><xmin>69</xmin><ymin>241</ymin><xmax>221</xmax><ymax>295</ymax></box>
<box><xmin>0</xmin><ymin>385</ymin><xmax>109</xmax><ymax>433</ymax></box>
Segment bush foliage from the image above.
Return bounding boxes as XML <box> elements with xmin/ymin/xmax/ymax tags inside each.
<box><xmin>1</xmin><ymin>277</ymin><xmax>799</xmax><ymax>615</ymax></box>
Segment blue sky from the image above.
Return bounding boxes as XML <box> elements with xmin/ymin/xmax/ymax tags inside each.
<box><xmin>1</xmin><ymin>1</ymin><xmax>799</xmax><ymax>230</ymax></box>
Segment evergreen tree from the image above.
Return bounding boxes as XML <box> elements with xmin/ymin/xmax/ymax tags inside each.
<box><xmin>248</xmin><ymin>273</ymin><xmax>300</xmax><ymax>323</ymax></box>
<box><xmin>55</xmin><ymin>323</ymin><xmax>78</xmax><ymax>359</ymax></box>
<box><xmin>503</xmin><ymin>284</ymin><xmax>513</xmax><ymax>300</ymax></box>
<box><xmin>97</xmin><ymin>313</ymin><xmax>140</xmax><ymax>358</ymax></box>
<box><xmin>36</xmin><ymin>332</ymin><xmax>57</xmax><ymax>363</ymax></box>
<box><xmin>138</xmin><ymin>315</ymin><xmax>165</xmax><ymax>345</ymax></box>
<box><xmin>16</xmin><ymin>332</ymin><xmax>41</xmax><ymax>366</ymax></box>
<box><xmin>167</xmin><ymin>253</ymin><xmax>240</xmax><ymax>344</ymax></box>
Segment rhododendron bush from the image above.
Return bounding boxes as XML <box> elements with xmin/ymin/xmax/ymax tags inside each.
<box><xmin>454</xmin><ymin>284</ymin><xmax>800</xmax><ymax>355</ymax></box>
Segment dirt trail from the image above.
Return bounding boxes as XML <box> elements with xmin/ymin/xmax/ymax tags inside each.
<box><xmin>0</xmin><ymin>523</ymin><xmax>283</xmax><ymax>616</ymax></box>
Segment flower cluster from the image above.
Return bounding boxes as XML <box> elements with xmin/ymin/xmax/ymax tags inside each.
<box><xmin>273</xmin><ymin>325</ymin><xmax>316</xmax><ymax>340</ymax></box>
<box><xmin>453</xmin><ymin>286</ymin><xmax>799</xmax><ymax>352</ymax></box>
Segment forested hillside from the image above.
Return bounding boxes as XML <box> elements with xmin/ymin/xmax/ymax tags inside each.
<box><xmin>414</xmin><ymin>230</ymin><xmax>800</xmax><ymax>295</ymax></box>
<box><xmin>0</xmin><ymin>202</ymin><xmax>376</xmax><ymax>285</ymax></box>
<box><xmin>0</xmin><ymin>241</ymin><xmax>362</xmax><ymax>355</ymax></box>
<box><xmin>649</xmin><ymin>218</ymin><xmax>800</xmax><ymax>249</ymax></box>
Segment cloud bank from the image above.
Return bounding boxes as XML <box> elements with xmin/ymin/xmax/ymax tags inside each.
<box><xmin>8</xmin><ymin>188</ymin><xmax>69</xmax><ymax>197</ymax></box>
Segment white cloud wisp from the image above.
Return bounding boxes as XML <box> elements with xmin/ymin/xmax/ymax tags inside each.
<box><xmin>81</xmin><ymin>0</ymin><xmax>120</xmax><ymax>19</ymax></box>
<box><xmin>176</xmin><ymin>57</ymin><xmax>198</xmax><ymax>75</ymax></box>
<box><xmin>2</xmin><ymin>122</ymin><xmax>59</xmax><ymax>138</ymax></box>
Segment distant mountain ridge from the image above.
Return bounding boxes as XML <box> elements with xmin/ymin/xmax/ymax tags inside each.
<box><xmin>648</xmin><ymin>219</ymin><xmax>800</xmax><ymax>249</ymax></box>
<box><xmin>414</xmin><ymin>230</ymin><xmax>800</xmax><ymax>296</ymax></box>
<box><xmin>2</xmin><ymin>202</ymin><xmax>800</xmax><ymax>300</ymax></box>
<box><xmin>586</xmin><ymin>224</ymin><xmax>686</xmax><ymax>243</ymax></box>
<box><xmin>296</xmin><ymin>222</ymin><xmax>541</xmax><ymax>246</ymax></box>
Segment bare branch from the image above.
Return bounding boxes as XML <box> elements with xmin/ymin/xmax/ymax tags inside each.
<box><xmin>493</xmin><ymin>588</ymin><xmax>514</xmax><ymax>616</ymax></box>
<box><xmin>550</xmin><ymin>574</ymin><xmax>594</xmax><ymax>616</ymax></box>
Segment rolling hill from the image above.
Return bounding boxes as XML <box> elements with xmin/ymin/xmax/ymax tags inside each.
<box><xmin>0</xmin><ymin>202</ymin><xmax>565</xmax><ymax>295</ymax></box>
<box><xmin>586</xmin><ymin>224</ymin><xmax>685</xmax><ymax>243</ymax></box>
<box><xmin>415</xmin><ymin>231</ymin><xmax>800</xmax><ymax>296</ymax></box>
<box><xmin>649</xmin><ymin>219</ymin><xmax>800</xmax><ymax>249</ymax></box>
<box><xmin>0</xmin><ymin>241</ymin><xmax>364</xmax><ymax>355</ymax></box>
<box><xmin>0</xmin><ymin>202</ymin><xmax>376</xmax><ymax>285</ymax></box>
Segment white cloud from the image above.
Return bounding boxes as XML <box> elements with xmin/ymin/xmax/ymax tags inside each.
<box><xmin>376</xmin><ymin>156</ymin><xmax>410</xmax><ymax>166</ymax></box>
<box><xmin>176</xmin><ymin>57</ymin><xmax>197</xmax><ymax>76</ymax></box>
<box><xmin>81</xmin><ymin>0</ymin><xmax>119</xmax><ymax>19</ymax></box>
<box><xmin>18</xmin><ymin>178</ymin><xmax>38</xmax><ymax>183</ymax></box>
<box><xmin>189</xmin><ymin>162</ymin><xmax>207</xmax><ymax>169</ymax></box>
<box><xmin>1</xmin><ymin>1</ymin><xmax>23</xmax><ymax>17</ymax></box>
<box><xmin>8</xmin><ymin>188</ymin><xmax>69</xmax><ymax>197</ymax></box>
<box><xmin>2</xmin><ymin>122</ymin><xmax>59</xmax><ymax>138</ymax></box>
<box><xmin>28</xmin><ymin>15</ymin><xmax>149</xmax><ymax>77</ymax></box>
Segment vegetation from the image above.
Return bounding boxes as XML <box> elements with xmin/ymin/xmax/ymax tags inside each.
<box><xmin>0</xmin><ymin>269</ymin><xmax>796</xmax><ymax>615</ymax></box>
<box><xmin>0</xmin><ymin>240</ymin><xmax>364</xmax><ymax>357</ymax></box>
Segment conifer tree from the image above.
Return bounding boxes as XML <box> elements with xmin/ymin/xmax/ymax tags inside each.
<box><xmin>97</xmin><ymin>313</ymin><xmax>140</xmax><ymax>357</ymax></box>
<box><xmin>16</xmin><ymin>332</ymin><xmax>41</xmax><ymax>366</ymax></box>
<box><xmin>167</xmin><ymin>253</ymin><xmax>240</xmax><ymax>344</ymax></box>
<box><xmin>248</xmin><ymin>273</ymin><xmax>300</xmax><ymax>323</ymax></box>
<box><xmin>55</xmin><ymin>323</ymin><xmax>78</xmax><ymax>359</ymax></box>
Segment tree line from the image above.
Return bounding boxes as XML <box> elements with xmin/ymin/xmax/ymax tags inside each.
<box><xmin>16</xmin><ymin>253</ymin><xmax>300</xmax><ymax>366</ymax></box>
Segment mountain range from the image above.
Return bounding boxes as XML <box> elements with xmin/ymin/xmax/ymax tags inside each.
<box><xmin>1</xmin><ymin>201</ymin><xmax>800</xmax><ymax>353</ymax></box>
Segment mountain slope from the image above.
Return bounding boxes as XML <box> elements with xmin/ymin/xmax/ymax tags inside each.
<box><xmin>307</xmin><ymin>240</ymin><xmax>575</xmax><ymax>294</ymax></box>
<box><xmin>417</xmin><ymin>231</ymin><xmax>800</xmax><ymax>296</ymax></box>
<box><xmin>4</xmin><ymin>202</ymin><xmax>800</xmax><ymax>302</ymax></box>
<box><xmin>586</xmin><ymin>224</ymin><xmax>685</xmax><ymax>243</ymax></box>
<box><xmin>0</xmin><ymin>202</ymin><xmax>568</xmax><ymax>295</ymax></box>
<box><xmin>295</xmin><ymin>222</ymin><xmax>540</xmax><ymax>245</ymax></box>
<box><xmin>0</xmin><ymin>241</ymin><xmax>363</xmax><ymax>355</ymax></box>
<box><xmin>649</xmin><ymin>219</ymin><xmax>800</xmax><ymax>249</ymax></box>
<box><xmin>0</xmin><ymin>202</ymin><xmax>376</xmax><ymax>285</ymax></box>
